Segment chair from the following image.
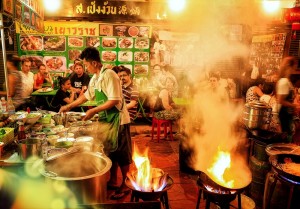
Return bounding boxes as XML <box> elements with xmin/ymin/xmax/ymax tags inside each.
<box><xmin>151</xmin><ymin>116</ymin><xmax>173</xmax><ymax>142</ymax></box>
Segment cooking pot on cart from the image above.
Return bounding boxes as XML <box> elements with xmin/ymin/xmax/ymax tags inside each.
<box><xmin>38</xmin><ymin>150</ymin><xmax>112</xmax><ymax>204</ymax></box>
<box><xmin>269</xmin><ymin>153</ymin><xmax>300</xmax><ymax>182</ymax></box>
<box><xmin>243</xmin><ymin>102</ymin><xmax>272</xmax><ymax>130</ymax></box>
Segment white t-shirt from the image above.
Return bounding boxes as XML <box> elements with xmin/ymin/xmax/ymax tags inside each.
<box><xmin>276</xmin><ymin>78</ymin><xmax>294</xmax><ymax>111</ymax></box>
<box><xmin>84</xmin><ymin>68</ymin><xmax>130</xmax><ymax>125</ymax></box>
<box><xmin>20</xmin><ymin>71</ymin><xmax>34</xmax><ymax>98</ymax></box>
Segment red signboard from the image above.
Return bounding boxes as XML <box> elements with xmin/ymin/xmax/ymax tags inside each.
<box><xmin>284</xmin><ymin>7</ymin><xmax>300</xmax><ymax>22</ymax></box>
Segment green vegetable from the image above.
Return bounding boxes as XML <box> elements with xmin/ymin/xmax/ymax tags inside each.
<box><xmin>0</xmin><ymin>129</ymin><xmax>6</xmax><ymax>136</ymax></box>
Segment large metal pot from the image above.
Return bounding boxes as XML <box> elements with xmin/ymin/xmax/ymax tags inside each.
<box><xmin>18</xmin><ymin>138</ymin><xmax>41</xmax><ymax>160</ymax></box>
<box><xmin>39</xmin><ymin>150</ymin><xmax>112</xmax><ymax>204</ymax></box>
<box><xmin>243</xmin><ymin>102</ymin><xmax>272</xmax><ymax>130</ymax></box>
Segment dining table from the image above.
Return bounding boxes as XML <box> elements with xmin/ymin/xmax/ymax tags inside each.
<box><xmin>31</xmin><ymin>89</ymin><xmax>99</xmax><ymax>111</ymax></box>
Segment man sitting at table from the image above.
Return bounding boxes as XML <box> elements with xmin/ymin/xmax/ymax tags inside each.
<box><xmin>117</xmin><ymin>66</ymin><xmax>139</xmax><ymax>122</ymax></box>
<box><xmin>20</xmin><ymin>58</ymin><xmax>36</xmax><ymax>110</ymax></box>
<box><xmin>69</xmin><ymin>62</ymin><xmax>90</xmax><ymax>98</ymax></box>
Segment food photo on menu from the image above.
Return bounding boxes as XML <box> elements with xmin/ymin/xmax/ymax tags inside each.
<box><xmin>15</xmin><ymin>2</ymin><xmax>22</xmax><ymax>20</ymax></box>
<box><xmin>128</xmin><ymin>26</ymin><xmax>139</xmax><ymax>37</ymax></box>
<box><xmin>21</xmin><ymin>55</ymin><xmax>44</xmax><ymax>70</ymax></box>
<box><xmin>102</xmin><ymin>51</ymin><xmax>117</xmax><ymax>62</ymax></box>
<box><xmin>134</xmin><ymin>64</ymin><xmax>148</xmax><ymax>75</ymax></box>
<box><xmin>44</xmin><ymin>56</ymin><xmax>67</xmax><ymax>72</ymax></box>
<box><xmin>68</xmin><ymin>36</ymin><xmax>84</xmax><ymax>48</ymax></box>
<box><xmin>99</xmin><ymin>25</ymin><xmax>113</xmax><ymax>36</ymax></box>
<box><xmin>134</xmin><ymin>52</ymin><xmax>149</xmax><ymax>62</ymax></box>
<box><xmin>135</xmin><ymin>38</ymin><xmax>150</xmax><ymax>49</ymax></box>
<box><xmin>119</xmin><ymin>37</ymin><xmax>133</xmax><ymax>48</ymax></box>
<box><xmin>43</xmin><ymin>36</ymin><xmax>66</xmax><ymax>52</ymax></box>
<box><xmin>68</xmin><ymin>50</ymin><xmax>82</xmax><ymax>61</ymax></box>
<box><xmin>118</xmin><ymin>51</ymin><xmax>133</xmax><ymax>62</ymax></box>
<box><xmin>86</xmin><ymin>37</ymin><xmax>100</xmax><ymax>47</ymax></box>
<box><xmin>20</xmin><ymin>35</ymin><xmax>43</xmax><ymax>51</ymax></box>
<box><xmin>102</xmin><ymin>37</ymin><xmax>117</xmax><ymax>48</ymax></box>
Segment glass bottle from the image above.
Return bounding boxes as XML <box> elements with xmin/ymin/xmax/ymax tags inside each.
<box><xmin>18</xmin><ymin>121</ymin><xmax>26</xmax><ymax>142</ymax></box>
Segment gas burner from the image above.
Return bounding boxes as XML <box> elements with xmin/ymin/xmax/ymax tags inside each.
<box><xmin>196</xmin><ymin>172</ymin><xmax>250</xmax><ymax>209</ymax></box>
<box><xmin>125</xmin><ymin>169</ymin><xmax>173</xmax><ymax>209</ymax></box>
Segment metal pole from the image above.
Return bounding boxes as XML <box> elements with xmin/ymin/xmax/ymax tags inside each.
<box><xmin>0</xmin><ymin>13</ymin><xmax>9</xmax><ymax>98</ymax></box>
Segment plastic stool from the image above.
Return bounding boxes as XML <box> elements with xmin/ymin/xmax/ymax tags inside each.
<box><xmin>151</xmin><ymin>117</ymin><xmax>173</xmax><ymax>142</ymax></box>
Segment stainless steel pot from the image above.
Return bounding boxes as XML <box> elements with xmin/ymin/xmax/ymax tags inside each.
<box><xmin>39</xmin><ymin>150</ymin><xmax>111</xmax><ymax>204</ymax></box>
<box><xmin>243</xmin><ymin>102</ymin><xmax>272</xmax><ymax>130</ymax></box>
<box><xmin>18</xmin><ymin>138</ymin><xmax>41</xmax><ymax>160</ymax></box>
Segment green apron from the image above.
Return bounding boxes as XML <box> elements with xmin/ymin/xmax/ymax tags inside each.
<box><xmin>94</xmin><ymin>69</ymin><xmax>121</xmax><ymax>152</ymax></box>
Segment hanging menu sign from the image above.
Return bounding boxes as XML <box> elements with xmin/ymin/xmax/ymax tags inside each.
<box><xmin>249</xmin><ymin>33</ymin><xmax>286</xmax><ymax>82</ymax></box>
<box><xmin>16</xmin><ymin>21</ymin><xmax>151</xmax><ymax>77</ymax></box>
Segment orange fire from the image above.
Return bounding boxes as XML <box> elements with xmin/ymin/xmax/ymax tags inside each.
<box><xmin>129</xmin><ymin>143</ymin><xmax>165</xmax><ymax>192</ymax></box>
<box><xmin>207</xmin><ymin>148</ymin><xmax>234</xmax><ymax>188</ymax></box>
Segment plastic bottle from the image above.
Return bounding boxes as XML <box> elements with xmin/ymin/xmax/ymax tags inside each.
<box><xmin>1</xmin><ymin>97</ymin><xmax>7</xmax><ymax>112</ymax></box>
<box><xmin>7</xmin><ymin>96</ymin><xmax>15</xmax><ymax>114</ymax></box>
<box><xmin>17</xmin><ymin>121</ymin><xmax>26</xmax><ymax>142</ymax></box>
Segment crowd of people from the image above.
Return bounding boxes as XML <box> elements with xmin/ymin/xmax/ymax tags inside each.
<box><xmin>244</xmin><ymin>56</ymin><xmax>300</xmax><ymax>143</ymax></box>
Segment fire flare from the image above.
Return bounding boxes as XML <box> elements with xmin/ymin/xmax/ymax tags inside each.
<box><xmin>207</xmin><ymin>148</ymin><xmax>234</xmax><ymax>188</ymax></box>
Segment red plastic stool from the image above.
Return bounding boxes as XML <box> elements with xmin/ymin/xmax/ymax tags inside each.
<box><xmin>151</xmin><ymin>117</ymin><xmax>173</xmax><ymax>142</ymax></box>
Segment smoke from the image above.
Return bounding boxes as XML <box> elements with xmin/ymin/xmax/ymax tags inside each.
<box><xmin>181</xmin><ymin>88</ymin><xmax>251</xmax><ymax>187</ymax></box>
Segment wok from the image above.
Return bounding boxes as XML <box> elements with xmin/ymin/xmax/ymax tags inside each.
<box><xmin>269</xmin><ymin>153</ymin><xmax>300</xmax><ymax>182</ymax></box>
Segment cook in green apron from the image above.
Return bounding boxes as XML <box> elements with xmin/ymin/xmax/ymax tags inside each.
<box><xmin>94</xmin><ymin>70</ymin><xmax>123</xmax><ymax>152</ymax></box>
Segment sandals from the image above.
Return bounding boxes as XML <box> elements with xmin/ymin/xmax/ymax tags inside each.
<box><xmin>110</xmin><ymin>188</ymin><xmax>131</xmax><ymax>200</ymax></box>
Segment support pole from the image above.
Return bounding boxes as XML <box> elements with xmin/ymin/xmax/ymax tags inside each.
<box><xmin>0</xmin><ymin>13</ymin><xmax>9</xmax><ymax>98</ymax></box>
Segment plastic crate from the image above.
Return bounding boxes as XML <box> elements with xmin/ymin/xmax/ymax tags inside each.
<box><xmin>0</xmin><ymin>128</ymin><xmax>15</xmax><ymax>145</ymax></box>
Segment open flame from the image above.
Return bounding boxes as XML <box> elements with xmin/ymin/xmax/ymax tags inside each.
<box><xmin>207</xmin><ymin>148</ymin><xmax>234</xmax><ymax>188</ymax></box>
<box><xmin>129</xmin><ymin>143</ymin><xmax>167</xmax><ymax>192</ymax></box>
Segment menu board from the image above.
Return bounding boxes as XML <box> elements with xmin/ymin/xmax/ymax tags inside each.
<box><xmin>16</xmin><ymin>21</ymin><xmax>151</xmax><ymax>77</ymax></box>
<box><xmin>249</xmin><ymin>33</ymin><xmax>286</xmax><ymax>81</ymax></box>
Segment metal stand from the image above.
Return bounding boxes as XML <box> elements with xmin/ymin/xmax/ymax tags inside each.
<box><xmin>130</xmin><ymin>190</ymin><xmax>170</xmax><ymax>209</ymax></box>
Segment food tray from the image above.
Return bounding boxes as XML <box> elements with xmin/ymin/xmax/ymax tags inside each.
<box><xmin>0</xmin><ymin>128</ymin><xmax>15</xmax><ymax>145</ymax></box>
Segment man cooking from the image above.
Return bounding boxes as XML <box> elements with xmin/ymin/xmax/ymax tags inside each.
<box><xmin>59</xmin><ymin>47</ymin><xmax>132</xmax><ymax>200</ymax></box>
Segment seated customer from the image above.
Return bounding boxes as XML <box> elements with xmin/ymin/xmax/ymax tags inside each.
<box><xmin>117</xmin><ymin>66</ymin><xmax>139</xmax><ymax>122</ymax></box>
<box><xmin>50</xmin><ymin>77</ymin><xmax>77</xmax><ymax>112</ymax></box>
<box><xmin>69</xmin><ymin>62</ymin><xmax>90</xmax><ymax>98</ymax></box>
<box><xmin>33</xmin><ymin>64</ymin><xmax>53</xmax><ymax>90</ymax></box>
<box><xmin>153</xmin><ymin>77</ymin><xmax>180</xmax><ymax>121</ymax></box>
<box><xmin>245</xmin><ymin>78</ymin><xmax>265</xmax><ymax>103</ymax></box>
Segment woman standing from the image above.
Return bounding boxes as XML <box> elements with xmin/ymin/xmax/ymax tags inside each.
<box><xmin>276</xmin><ymin>56</ymin><xmax>300</xmax><ymax>142</ymax></box>
<box><xmin>50</xmin><ymin>77</ymin><xmax>76</xmax><ymax>112</ymax></box>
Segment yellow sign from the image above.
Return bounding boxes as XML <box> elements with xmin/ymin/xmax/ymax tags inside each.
<box><xmin>16</xmin><ymin>21</ymin><xmax>100</xmax><ymax>36</ymax></box>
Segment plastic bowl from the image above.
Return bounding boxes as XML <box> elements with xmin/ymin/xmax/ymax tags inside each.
<box><xmin>26</xmin><ymin>113</ymin><xmax>42</xmax><ymax>124</ymax></box>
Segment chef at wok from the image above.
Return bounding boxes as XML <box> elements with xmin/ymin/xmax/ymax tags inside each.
<box><xmin>59</xmin><ymin>47</ymin><xmax>132</xmax><ymax>198</ymax></box>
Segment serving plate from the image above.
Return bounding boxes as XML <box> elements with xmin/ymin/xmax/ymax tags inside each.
<box><xmin>37</xmin><ymin>87</ymin><xmax>53</xmax><ymax>93</ymax></box>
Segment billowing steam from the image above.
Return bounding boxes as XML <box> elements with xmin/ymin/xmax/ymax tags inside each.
<box><xmin>181</xmin><ymin>89</ymin><xmax>252</xmax><ymax>187</ymax></box>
